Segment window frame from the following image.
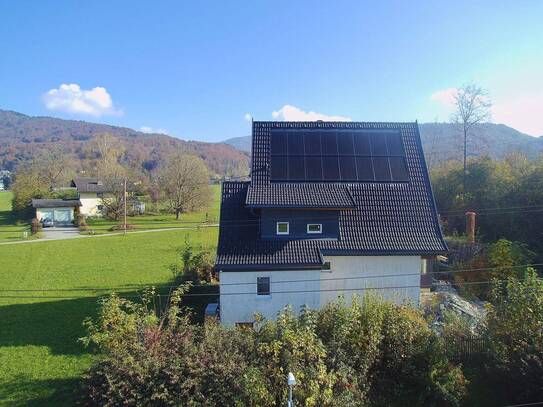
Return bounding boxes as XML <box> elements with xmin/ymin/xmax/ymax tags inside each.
<box><xmin>276</xmin><ymin>222</ymin><xmax>290</xmax><ymax>235</ymax></box>
<box><xmin>307</xmin><ymin>223</ymin><xmax>323</xmax><ymax>234</ymax></box>
<box><xmin>256</xmin><ymin>276</ymin><xmax>271</xmax><ymax>297</ymax></box>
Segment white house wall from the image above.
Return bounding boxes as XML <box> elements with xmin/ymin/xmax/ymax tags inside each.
<box><xmin>79</xmin><ymin>192</ymin><xmax>107</xmax><ymax>217</ymax></box>
<box><xmin>319</xmin><ymin>255</ymin><xmax>421</xmax><ymax>307</ymax></box>
<box><xmin>219</xmin><ymin>255</ymin><xmax>421</xmax><ymax>325</ymax></box>
<box><xmin>220</xmin><ymin>269</ymin><xmax>321</xmax><ymax>325</ymax></box>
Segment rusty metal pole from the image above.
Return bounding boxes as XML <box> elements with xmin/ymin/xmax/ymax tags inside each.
<box><xmin>465</xmin><ymin>211</ymin><xmax>476</xmax><ymax>244</ymax></box>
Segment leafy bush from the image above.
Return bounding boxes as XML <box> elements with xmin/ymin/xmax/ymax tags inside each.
<box><xmin>30</xmin><ymin>217</ymin><xmax>42</xmax><ymax>235</ymax></box>
<box><xmin>484</xmin><ymin>268</ymin><xmax>543</xmax><ymax>404</ymax></box>
<box><xmin>80</xmin><ymin>293</ymin><xmax>467</xmax><ymax>406</ymax></box>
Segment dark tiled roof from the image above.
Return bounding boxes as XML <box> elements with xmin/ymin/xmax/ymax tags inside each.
<box><xmin>32</xmin><ymin>199</ymin><xmax>81</xmax><ymax>208</ymax></box>
<box><xmin>71</xmin><ymin>177</ymin><xmax>112</xmax><ymax>193</ymax></box>
<box><xmin>216</xmin><ymin>121</ymin><xmax>447</xmax><ymax>270</ymax></box>
<box><xmin>246</xmin><ymin>183</ymin><xmax>355</xmax><ymax>208</ymax></box>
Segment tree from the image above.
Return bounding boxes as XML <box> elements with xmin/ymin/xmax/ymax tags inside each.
<box><xmin>451</xmin><ymin>84</ymin><xmax>492</xmax><ymax>188</ymax></box>
<box><xmin>10</xmin><ymin>168</ymin><xmax>49</xmax><ymax>213</ymax></box>
<box><xmin>89</xmin><ymin>133</ymin><xmax>126</xmax><ymax>178</ymax></box>
<box><xmin>33</xmin><ymin>147</ymin><xmax>74</xmax><ymax>191</ymax></box>
<box><xmin>157</xmin><ymin>152</ymin><xmax>212</xmax><ymax>220</ymax></box>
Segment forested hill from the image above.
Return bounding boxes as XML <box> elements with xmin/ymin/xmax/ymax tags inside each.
<box><xmin>0</xmin><ymin>109</ymin><xmax>249</xmax><ymax>176</ymax></box>
<box><xmin>224</xmin><ymin>123</ymin><xmax>543</xmax><ymax>167</ymax></box>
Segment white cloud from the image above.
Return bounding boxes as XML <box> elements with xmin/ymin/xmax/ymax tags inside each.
<box><xmin>429</xmin><ymin>88</ymin><xmax>458</xmax><ymax>107</ymax></box>
<box><xmin>43</xmin><ymin>83</ymin><xmax>122</xmax><ymax>116</ymax></box>
<box><xmin>244</xmin><ymin>113</ymin><xmax>252</xmax><ymax>122</ymax></box>
<box><xmin>140</xmin><ymin>126</ymin><xmax>168</xmax><ymax>135</ymax></box>
<box><xmin>271</xmin><ymin>105</ymin><xmax>351</xmax><ymax>122</ymax></box>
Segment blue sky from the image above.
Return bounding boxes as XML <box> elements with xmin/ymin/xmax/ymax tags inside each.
<box><xmin>1</xmin><ymin>1</ymin><xmax>542</xmax><ymax>141</ymax></box>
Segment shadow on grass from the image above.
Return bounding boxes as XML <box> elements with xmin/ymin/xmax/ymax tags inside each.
<box><xmin>0</xmin><ymin>283</ymin><xmax>219</xmax><ymax>405</ymax></box>
<box><xmin>0</xmin><ymin>375</ymin><xmax>81</xmax><ymax>407</ymax></box>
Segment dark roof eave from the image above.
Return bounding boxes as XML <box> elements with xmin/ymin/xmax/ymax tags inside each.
<box><xmin>245</xmin><ymin>204</ymin><xmax>356</xmax><ymax>210</ymax></box>
<box><xmin>215</xmin><ymin>263</ymin><xmax>324</xmax><ymax>272</ymax></box>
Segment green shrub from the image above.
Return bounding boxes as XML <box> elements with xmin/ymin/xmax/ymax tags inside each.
<box><xmin>30</xmin><ymin>218</ymin><xmax>42</xmax><ymax>235</ymax></box>
<box><xmin>484</xmin><ymin>268</ymin><xmax>543</xmax><ymax>404</ymax></box>
<box><xmin>80</xmin><ymin>293</ymin><xmax>467</xmax><ymax>406</ymax></box>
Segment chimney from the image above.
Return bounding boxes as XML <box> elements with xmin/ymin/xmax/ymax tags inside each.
<box><xmin>465</xmin><ymin>211</ymin><xmax>476</xmax><ymax>244</ymax></box>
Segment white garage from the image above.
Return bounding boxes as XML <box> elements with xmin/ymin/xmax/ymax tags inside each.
<box><xmin>31</xmin><ymin>199</ymin><xmax>81</xmax><ymax>226</ymax></box>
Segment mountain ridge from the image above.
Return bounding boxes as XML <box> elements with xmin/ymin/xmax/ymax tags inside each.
<box><xmin>223</xmin><ymin>122</ymin><xmax>543</xmax><ymax>167</ymax></box>
<box><xmin>0</xmin><ymin>109</ymin><xmax>249</xmax><ymax>176</ymax></box>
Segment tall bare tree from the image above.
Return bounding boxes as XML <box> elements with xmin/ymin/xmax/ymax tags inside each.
<box><xmin>33</xmin><ymin>147</ymin><xmax>73</xmax><ymax>191</ymax></box>
<box><xmin>451</xmin><ymin>84</ymin><xmax>492</xmax><ymax>188</ymax></box>
<box><xmin>157</xmin><ymin>153</ymin><xmax>212</xmax><ymax>220</ymax></box>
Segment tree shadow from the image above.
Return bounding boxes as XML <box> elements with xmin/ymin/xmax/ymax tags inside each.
<box><xmin>0</xmin><ymin>375</ymin><xmax>81</xmax><ymax>407</ymax></box>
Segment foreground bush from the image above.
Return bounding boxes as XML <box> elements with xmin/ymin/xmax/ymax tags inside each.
<box><xmin>80</xmin><ymin>292</ymin><xmax>466</xmax><ymax>406</ymax></box>
<box><xmin>485</xmin><ymin>268</ymin><xmax>543</xmax><ymax>404</ymax></box>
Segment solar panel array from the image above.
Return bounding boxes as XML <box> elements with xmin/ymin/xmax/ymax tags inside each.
<box><xmin>270</xmin><ymin>129</ymin><xmax>409</xmax><ymax>182</ymax></box>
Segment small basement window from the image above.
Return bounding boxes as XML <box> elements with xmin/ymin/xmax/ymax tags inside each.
<box><xmin>276</xmin><ymin>222</ymin><xmax>289</xmax><ymax>235</ymax></box>
<box><xmin>257</xmin><ymin>277</ymin><xmax>271</xmax><ymax>296</ymax></box>
<box><xmin>307</xmin><ymin>223</ymin><xmax>322</xmax><ymax>234</ymax></box>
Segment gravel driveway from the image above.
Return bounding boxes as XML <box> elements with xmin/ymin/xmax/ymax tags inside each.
<box><xmin>41</xmin><ymin>226</ymin><xmax>81</xmax><ymax>240</ymax></box>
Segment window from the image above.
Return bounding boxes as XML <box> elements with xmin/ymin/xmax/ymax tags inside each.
<box><xmin>97</xmin><ymin>205</ymin><xmax>104</xmax><ymax>211</ymax></box>
<box><xmin>307</xmin><ymin>224</ymin><xmax>322</xmax><ymax>234</ymax></box>
<box><xmin>257</xmin><ymin>277</ymin><xmax>270</xmax><ymax>296</ymax></box>
<box><xmin>322</xmin><ymin>261</ymin><xmax>332</xmax><ymax>272</ymax></box>
<box><xmin>276</xmin><ymin>222</ymin><xmax>289</xmax><ymax>235</ymax></box>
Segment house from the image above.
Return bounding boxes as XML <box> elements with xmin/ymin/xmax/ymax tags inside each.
<box><xmin>215</xmin><ymin>121</ymin><xmax>447</xmax><ymax>325</ymax></box>
<box><xmin>70</xmin><ymin>177</ymin><xmax>113</xmax><ymax>217</ymax></box>
<box><xmin>32</xmin><ymin>199</ymin><xmax>81</xmax><ymax>225</ymax></box>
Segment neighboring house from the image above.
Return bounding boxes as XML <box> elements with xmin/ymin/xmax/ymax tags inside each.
<box><xmin>0</xmin><ymin>179</ymin><xmax>4</xmax><ymax>191</ymax></box>
<box><xmin>32</xmin><ymin>199</ymin><xmax>81</xmax><ymax>225</ymax></box>
<box><xmin>70</xmin><ymin>177</ymin><xmax>113</xmax><ymax>217</ymax></box>
<box><xmin>215</xmin><ymin>121</ymin><xmax>447</xmax><ymax>325</ymax></box>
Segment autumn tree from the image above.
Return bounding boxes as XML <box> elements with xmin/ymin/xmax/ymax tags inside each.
<box><xmin>451</xmin><ymin>84</ymin><xmax>492</xmax><ymax>188</ymax></box>
<box><xmin>89</xmin><ymin>133</ymin><xmax>126</xmax><ymax>179</ymax></box>
<box><xmin>157</xmin><ymin>153</ymin><xmax>212</xmax><ymax>220</ymax></box>
<box><xmin>33</xmin><ymin>147</ymin><xmax>74</xmax><ymax>191</ymax></box>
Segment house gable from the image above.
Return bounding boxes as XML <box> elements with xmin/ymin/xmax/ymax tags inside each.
<box><xmin>216</xmin><ymin>121</ymin><xmax>447</xmax><ymax>271</ymax></box>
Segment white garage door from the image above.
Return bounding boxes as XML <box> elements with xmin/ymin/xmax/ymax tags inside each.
<box><xmin>54</xmin><ymin>209</ymin><xmax>73</xmax><ymax>224</ymax></box>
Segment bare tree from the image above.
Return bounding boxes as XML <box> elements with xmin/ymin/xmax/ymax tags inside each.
<box><xmin>157</xmin><ymin>153</ymin><xmax>212</xmax><ymax>220</ymax></box>
<box><xmin>89</xmin><ymin>133</ymin><xmax>126</xmax><ymax>178</ymax></box>
<box><xmin>32</xmin><ymin>148</ymin><xmax>74</xmax><ymax>191</ymax></box>
<box><xmin>451</xmin><ymin>84</ymin><xmax>492</xmax><ymax>188</ymax></box>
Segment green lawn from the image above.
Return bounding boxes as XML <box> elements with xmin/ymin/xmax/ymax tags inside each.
<box><xmin>0</xmin><ymin>188</ymin><xmax>221</xmax><ymax>406</ymax></box>
<box><xmin>0</xmin><ymin>191</ymin><xmax>30</xmax><ymax>242</ymax></box>
<box><xmin>85</xmin><ymin>185</ymin><xmax>221</xmax><ymax>234</ymax></box>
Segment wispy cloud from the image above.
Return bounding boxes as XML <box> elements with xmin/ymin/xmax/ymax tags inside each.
<box><xmin>43</xmin><ymin>83</ymin><xmax>122</xmax><ymax>116</ymax></box>
<box><xmin>271</xmin><ymin>105</ymin><xmax>351</xmax><ymax>122</ymax></box>
<box><xmin>429</xmin><ymin>88</ymin><xmax>457</xmax><ymax>107</ymax></box>
<box><xmin>244</xmin><ymin>113</ymin><xmax>252</xmax><ymax>122</ymax></box>
<box><xmin>140</xmin><ymin>126</ymin><xmax>168</xmax><ymax>135</ymax></box>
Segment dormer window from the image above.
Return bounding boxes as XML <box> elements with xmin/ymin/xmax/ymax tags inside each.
<box><xmin>276</xmin><ymin>222</ymin><xmax>289</xmax><ymax>235</ymax></box>
<box><xmin>307</xmin><ymin>224</ymin><xmax>322</xmax><ymax>234</ymax></box>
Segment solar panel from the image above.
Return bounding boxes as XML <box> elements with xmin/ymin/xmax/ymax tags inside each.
<box><xmin>305</xmin><ymin>156</ymin><xmax>322</xmax><ymax>180</ymax></box>
<box><xmin>271</xmin><ymin>156</ymin><xmax>288</xmax><ymax>179</ymax></box>
<box><xmin>373</xmin><ymin>157</ymin><xmax>391</xmax><ymax>181</ymax></box>
<box><xmin>322</xmin><ymin>156</ymin><xmax>340</xmax><ymax>180</ymax></box>
<box><xmin>304</xmin><ymin>132</ymin><xmax>321</xmax><ymax>155</ymax></box>
<box><xmin>288</xmin><ymin>156</ymin><xmax>305</xmax><ymax>180</ymax></box>
<box><xmin>339</xmin><ymin>156</ymin><xmax>357</xmax><ymax>180</ymax></box>
<box><xmin>389</xmin><ymin>157</ymin><xmax>409</xmax><ymax>181</ymax></box>
<box><xmin>288</xmin><ymin>132</ymin><xmax>304</xmax><ymax>155</ymax></box>
<box><xmin>337</xmin><ymin>132</ymin><xmax>354</xmax><ymax>155</ymax></box>
<box><xmin>321</xmin><ymin>132</ymin><xmax>338</xmax><ymax>155</ymax></box>
<box><xmin>270</xmin><ymin>129</ymin><xmax>409</xmax><ymax>182</ymax></box>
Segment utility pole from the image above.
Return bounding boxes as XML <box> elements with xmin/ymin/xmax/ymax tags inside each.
<box><xmin>123</xmin><ymin>177</ymin><xmax>127</xmax><ymax>236</ymax></box>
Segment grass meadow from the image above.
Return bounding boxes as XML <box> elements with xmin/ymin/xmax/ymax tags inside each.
<box><xmin>0</xmin><ymin>188</ymin><xmax>220</xmax><ymax>406</ymax></box>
